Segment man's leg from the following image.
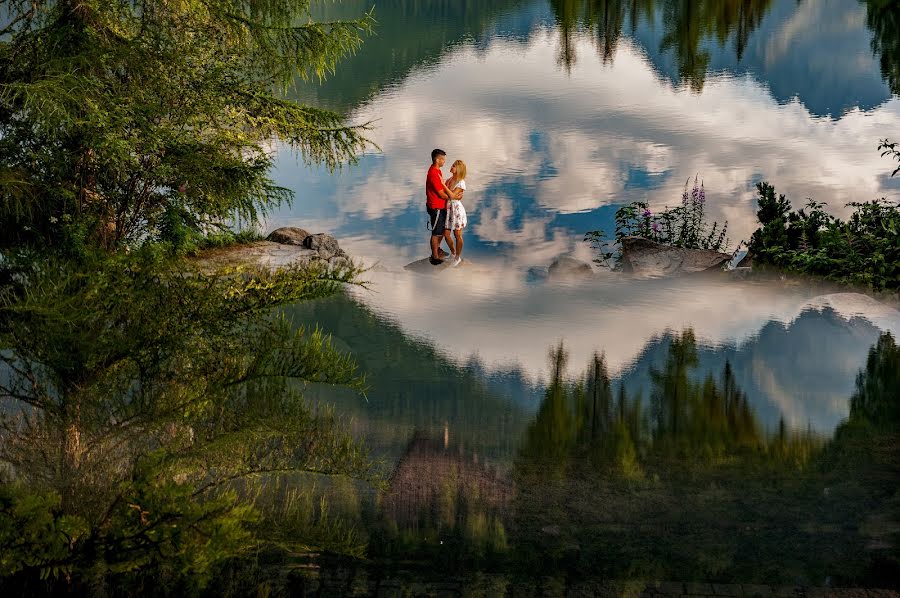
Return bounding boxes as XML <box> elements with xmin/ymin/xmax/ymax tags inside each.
<box><xmin>428</xmin><ymin>207</ymin><xmax>443</xmax><ymax>260</ymax></box>
<box><xmin>430</xmin><ymin>234</ymin><xmax>442</xmax><ymax>260</ymax></box>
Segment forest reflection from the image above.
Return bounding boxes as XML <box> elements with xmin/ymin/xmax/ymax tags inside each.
<box><xmin>550</xmin><ymin>0</ymin><xmax>899</xmax><ymax>95</ymax></box>
<box><xmin>373</xmin><ymin>330</ymin><xmax>900</xmax><ymax>585</ymax></box>
<box><xmin>866</xmin><ymin>0</ymin><xmax>900</xmax><ymax>94</ymax></box>
<box><xmin>551</xmin><ymin>0</ymin><xmax>774</xmax><ymax>88</ymax></box>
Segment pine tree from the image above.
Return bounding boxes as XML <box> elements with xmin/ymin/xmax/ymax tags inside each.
<box><xmin>0</xmin><ymin>251</ymin><xmax>371</xmax><ymax>590</ymax></box>
<box><xmin>0</xmin><ymin>1</ymin><xmax>374</xmax><ymax>250</ymax></box>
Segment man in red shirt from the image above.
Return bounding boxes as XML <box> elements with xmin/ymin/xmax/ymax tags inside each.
<box><xmin>426</xmin><ymin>148</ymin><xmax>453</xmax><ymax>264</ymax></box>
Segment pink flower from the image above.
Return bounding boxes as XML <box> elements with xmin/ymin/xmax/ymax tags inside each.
<box><xmin>178</xmin><ymin>183</ymin><xmax>187</xmax><ymax>194</ymax></box>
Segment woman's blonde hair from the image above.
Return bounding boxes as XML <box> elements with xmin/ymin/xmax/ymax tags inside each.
<box><xmin>452</xmin><ymin>159</ymin><xmax>467</xmax><ymax>181</ymax></box>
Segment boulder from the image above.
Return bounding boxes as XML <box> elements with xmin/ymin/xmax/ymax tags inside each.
<box><xmin>266</xmin><ymin>226</ymin><xmax>310</xmax><ymax>246</ymax></box>
<box><xmin>304</xmin><ymin>233</ymin><xmax>341</xmax><ymax>254</ymax></box>
<box><xmin>548</xmin><ymin>256</ymin><xmax>594</xmax><ymax>280</ymax></box>
<box><xmin>328</xmin><ymin>256</ymin><xmax>351</xmax><ymax>271</ymax></box>
<box><xmin>620</xmin><ymin>236</ymin><xmax>730</xmax><ymax>277</ymax></box>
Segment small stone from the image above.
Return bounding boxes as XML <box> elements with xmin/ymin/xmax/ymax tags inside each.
<box><xmin>548</xmin><ymin>255</ymin><xmax>593</xmax><ymax>280</ymax></box>
<box><xmin>266</xmin><ymin>226</ymin><xmax>309</xmax><ymax>246</ymax></box>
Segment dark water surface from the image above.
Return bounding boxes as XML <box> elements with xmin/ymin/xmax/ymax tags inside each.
<box><xmin>268</xmin><ymin>0</ymin><xmax>900</xmax><ymax>589</ymax></box>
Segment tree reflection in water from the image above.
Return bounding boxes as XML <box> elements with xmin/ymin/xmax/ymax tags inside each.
<box><xmin>550</xmin><ymin>0</ymin><xmax>774</xmax><ymax>90</ymax></box>
<box><xmin>376</xmin><ymin>330</ymin><xmax>900</xmax><ymax>586</ymax></box>
<box><xmin>864</xmin><ymin>0</ymin><xmax>900</xmax><ymax>95</ymax></box>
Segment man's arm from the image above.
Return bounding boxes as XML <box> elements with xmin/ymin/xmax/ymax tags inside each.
<box><xmin>429</xmin><ymin>170</ymin><xmax>450</xmax><ymax>200</ymax></box>
<box><xmin>440</xmin><ymin>182</ymin><xmax>459</xmax><ymax>199</ymax></box>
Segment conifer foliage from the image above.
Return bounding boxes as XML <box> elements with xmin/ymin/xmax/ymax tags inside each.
<box><xmin>0</xmin><ymin>0</ymin><xmax>375</xmax><ymax>249</ymax></box>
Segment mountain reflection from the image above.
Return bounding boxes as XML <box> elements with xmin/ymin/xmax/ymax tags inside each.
<box><xmin>371</xmin><ymin>331</ymin><xmax>900</xmax><ymax>585</ymax></box>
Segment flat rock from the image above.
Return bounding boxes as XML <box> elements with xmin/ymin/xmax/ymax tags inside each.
<box><xmin>404</xmin><ymin>256</ymin><xmax>472</xmax><ymax>274</ymax></box>
<box><xmin>620</xmin><ymin>236</ymin><xmax>730</xmax><ymax>277</ymax></box>
<box><xmin>196</xmin><ymin>241</ymin><xmax>320</xmax><ymax>271</ymax></box>
<box><xmin>266</xmin><ymin>226</ymin><xmax>310</xmax><ymax>246</ymax></box>
<box><xmin>548</xmin><ymin>256</ymin><xmax>594</xmax><ymax>280</ymax></box>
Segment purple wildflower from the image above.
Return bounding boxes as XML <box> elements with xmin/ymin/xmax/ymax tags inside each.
<box><xmin>642</xmin><ymin>208</ymin><xmax>652</xmax><ymax>218</ymax></box>
<box><xmin>652</xmin><ymin>222</ymin><xmax>660</xmax><ymax>233</ymax></box>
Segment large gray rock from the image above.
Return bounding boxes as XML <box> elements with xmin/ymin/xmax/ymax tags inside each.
<box><xmin>267</xmin><ymin>226</ymin><xmax>310</xmax><ymax>246</ymax></box>
<box><xmin>548</xmin><ymin>256</ymin><xmax>594</xmax><ymax>280</ymax></box>
<box><xmin>620</xmin><ymin>236</ymin><xmax>730</xmax><ymax>276</ymax></box>
<box><xmin>304</xmin><ymin>233</ymin><xmax>341</xmax><ymax>255</ymax></box>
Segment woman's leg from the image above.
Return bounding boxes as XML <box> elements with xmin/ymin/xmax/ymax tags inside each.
<box><xmin>454</xmin><ymin>229</ymin><xmax>464</xmax><ymax>259</ymax></box>
<box><xmin>442</xmin><ymin>229</ymin><xmax>456</xmax><ymax>257</ymax></box>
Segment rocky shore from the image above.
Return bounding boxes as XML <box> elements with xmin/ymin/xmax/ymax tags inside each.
<box><xmin>197</xmin><ymin>227</ymin><xmax>352</xmax><ymax>271</ymax></box>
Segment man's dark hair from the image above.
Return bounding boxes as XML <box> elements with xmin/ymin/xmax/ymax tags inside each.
<box><xmin>431</xmin><ymin>148</ymin><xmax>446</xmax><ymax>163</ymax></box>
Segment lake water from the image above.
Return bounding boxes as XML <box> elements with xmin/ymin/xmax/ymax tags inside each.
<box><xmin>267</xmin><ymin>0</ymin><xmax>900</xmax><ymax>588</ymax></box>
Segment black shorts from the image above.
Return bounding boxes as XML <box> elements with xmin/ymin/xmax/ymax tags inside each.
<box><xmin>427</xmin><ymin>207</ymin><xmax>446</xmax><ymax>237</ymax></box>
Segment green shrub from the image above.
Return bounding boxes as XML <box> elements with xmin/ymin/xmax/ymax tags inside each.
<box><xmin>749</xmin><ymin>182</ymin><xmax>900</xmax><ymax>291</ymax></box>
<box><xmin>586</xmin><ymin>176</ymin><xmax>729</xmax><ymax>268</ymax></box>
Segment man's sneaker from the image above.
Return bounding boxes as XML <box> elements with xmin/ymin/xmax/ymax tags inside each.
<box><xmin>450</xmin><ymin>257</ymin><xmax>462</xmax><ymax>267</ymax></box>
<box><xmin>429</xmin><ymin>257</ymin><xmax>444</xmax><ymax>266</ymax></box>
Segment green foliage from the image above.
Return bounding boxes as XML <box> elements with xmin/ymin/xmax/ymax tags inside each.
<box><xmin>0</xmin><ymin>250</ymin><xmax>372</xmax><ymax>591</ymax></box>
<box><xmin>749</xmin><ymin>180</ymin><xmax>900</xmax><ymax>291</ymax></box>
<box><xmin>586</xmin><ymin>176</ymin><xmax>728</xmax><ymax>269</ymax></box>
<box><xmin>0</xmin><ymin>0</ymin><xmax>375</xmax><ymax>250</ymax></box>
<box><xmin>0</xmin><ymin>485</ymin><xmax>89</xmax><ymax>580</ymax></box>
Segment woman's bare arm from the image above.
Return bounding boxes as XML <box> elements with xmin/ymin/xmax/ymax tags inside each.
<box><xmin>442</xmin><ymin>180</ymin><xmax>463</xmax><ymax>200</ymax></box>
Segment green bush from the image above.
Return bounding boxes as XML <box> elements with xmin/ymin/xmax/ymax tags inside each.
<box><xmin>749</xmin><ymin>182</ymin><xmax>900</xmax><ymax>291</ymax></box>
<box><xmin>586</xmin><ymin>176</ymin><xmax>729</xmax><ymax>268</ymax></box>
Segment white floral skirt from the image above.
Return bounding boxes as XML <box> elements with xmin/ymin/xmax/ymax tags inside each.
<box><xmin>446</xmin><ymin>200</ymin><xmax>467</xmax><ymax>230</ymax></box>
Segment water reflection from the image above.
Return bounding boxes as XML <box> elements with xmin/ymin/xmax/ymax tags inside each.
<box><xmin>550</xmin><ymin>0</ymin><xmax>774</xmax><ymax>91</ymax></box>
<box><xmin>269</xmin><ymin>0</ymin><xmax>900</xmax><ymax>588</ymax></box>
<box><xmin>373</xmin><ymin>431</ymin><xmax>511</xmax><ymax>564</ymax></box>
<box><xmin>865</xmin><ymin>0</ymin><xmax>900</xmax><ymax>95</ymax></box>
<box><xmin>353</xmin><ymin>330</ymin><xmax>900</xmax><ymax>586</ymax></box>
<box><xmin>272</xmin><ymin>0</ymin><xmax>900</xmax><ymax>275</ymax></box>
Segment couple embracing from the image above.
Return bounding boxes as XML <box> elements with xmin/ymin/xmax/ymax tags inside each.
<box><xmin>425</xmin><ymin>148</ymin><xmax>468</xmax><ymax>266</ymax></box>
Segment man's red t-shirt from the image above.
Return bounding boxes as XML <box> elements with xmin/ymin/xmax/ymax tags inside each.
<box><xmin>425</xmin><ymin>165</ymin><xmax>446</xmax><ymax>210</ymax></box>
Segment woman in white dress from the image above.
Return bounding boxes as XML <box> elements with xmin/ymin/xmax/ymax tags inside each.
<box><xmin>443</xmin><ymin>160</ymin><xmax>468</xmax><ymax>266</ymax></box>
